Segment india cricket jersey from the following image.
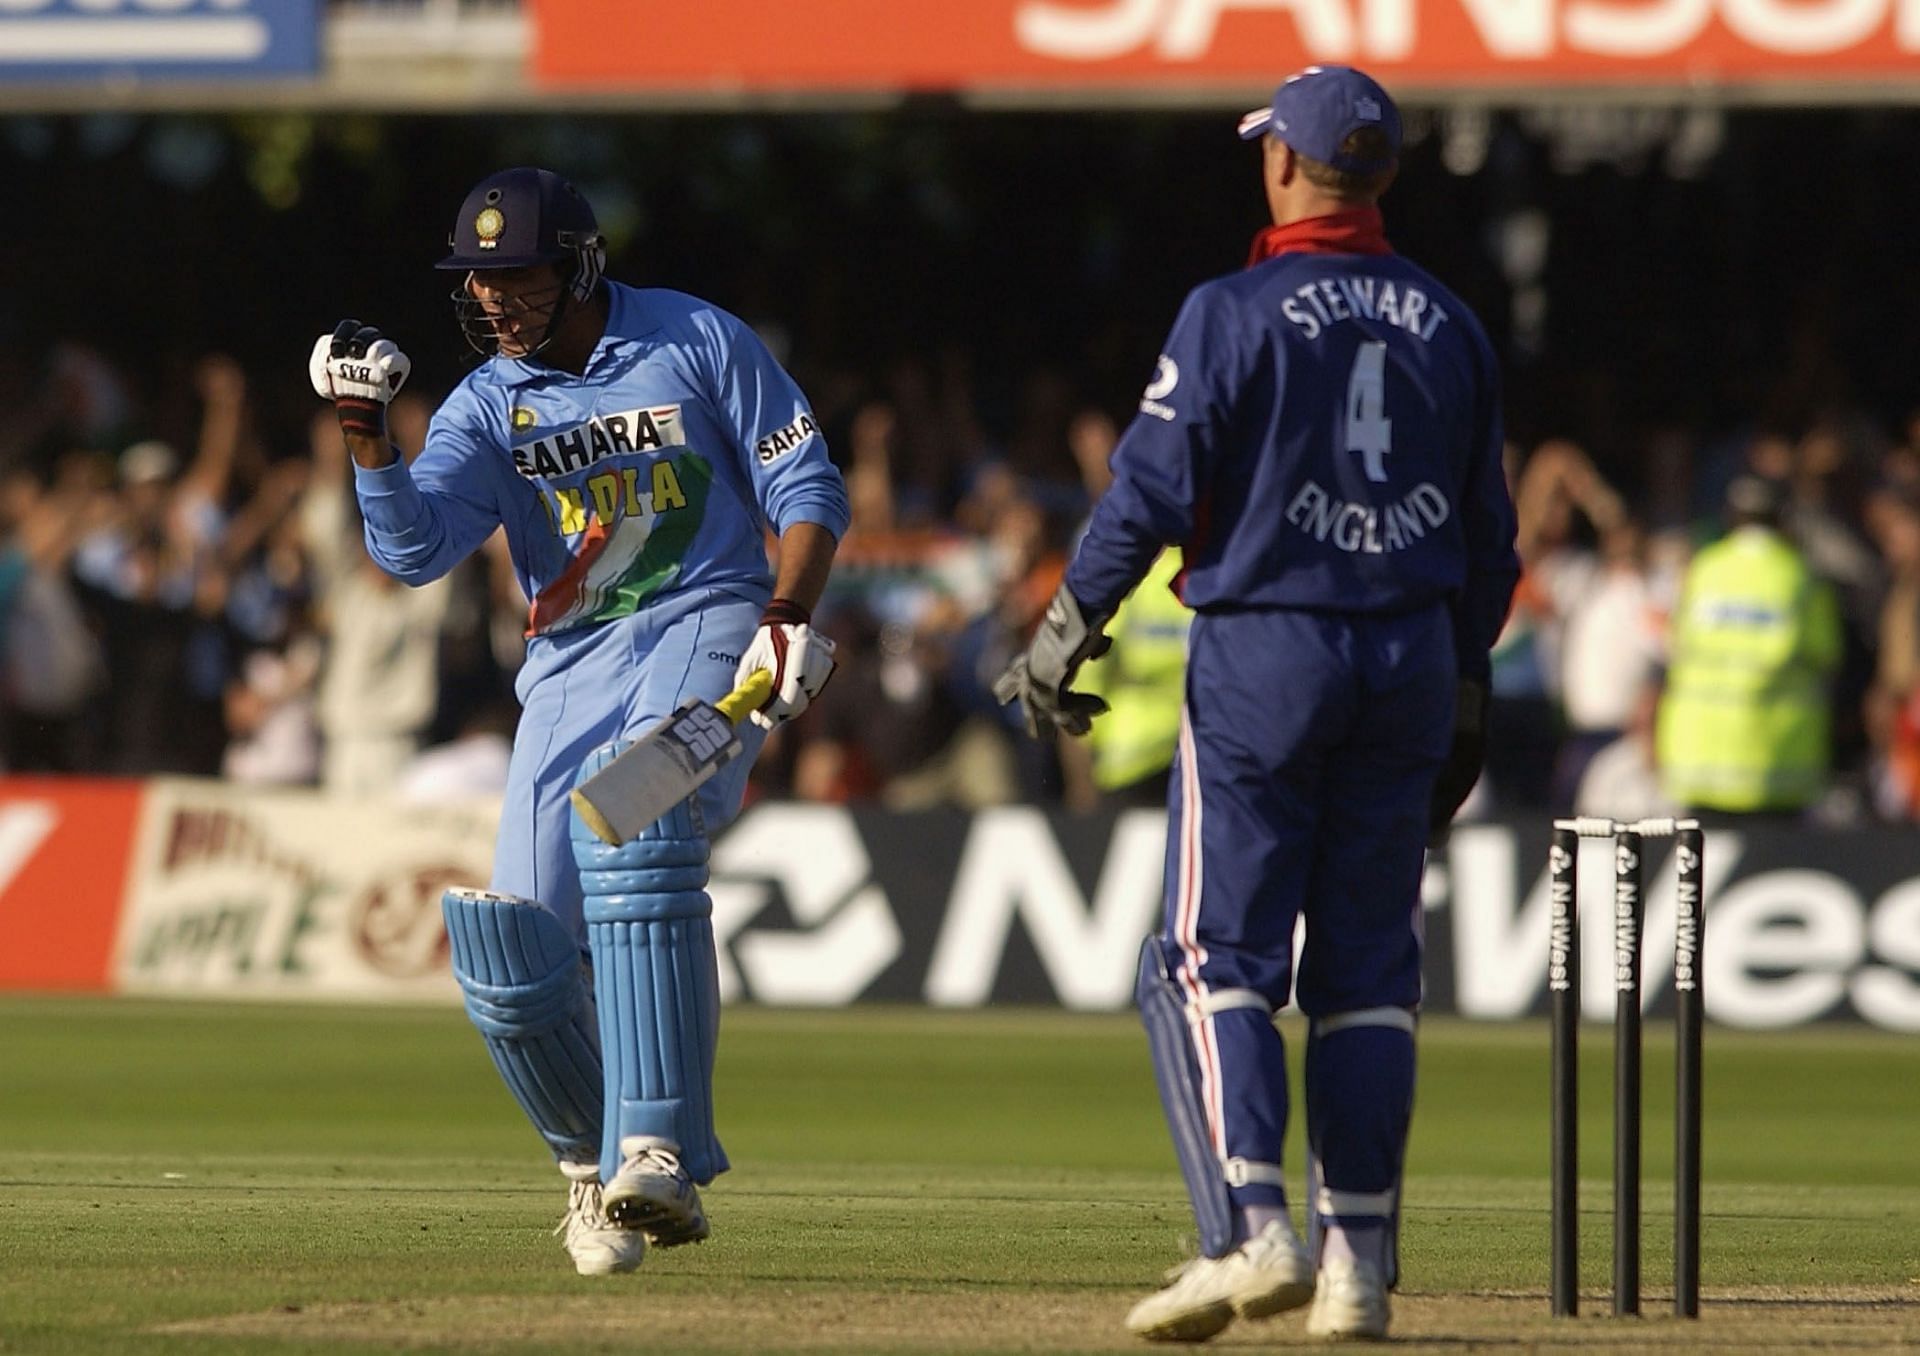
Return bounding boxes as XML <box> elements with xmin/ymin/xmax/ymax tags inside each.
<box><xmin>354</xmin><ymin>283</ymin><xmax>849</xmax><ymax>635</ymax></box>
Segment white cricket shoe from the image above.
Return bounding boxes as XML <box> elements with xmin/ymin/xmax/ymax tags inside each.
<box><xmin>556</xmin><ymin>1161</ymin><xmax>645</xmax><ymax>1276</ymax></box>
<box><xmin>1306</xmin><ymin>1256</ymin><xmax>1390</xmax><ymax>1340</ymax></box>
<box><xmin>1125</xmin><ymin>1221</ymin><xmax>1315</xmax><ymax>1342</ymax></box>
<box><xmin>602</xmin><ymin>1135</ymin><xmax>709</xmax><ymax>1246</ymax></box>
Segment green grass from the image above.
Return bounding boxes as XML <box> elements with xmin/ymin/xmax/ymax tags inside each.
<box><xmin>0</xmin><ymin>1000</ymin><xmax>1916</xmax><ymax>1354</ymax></box>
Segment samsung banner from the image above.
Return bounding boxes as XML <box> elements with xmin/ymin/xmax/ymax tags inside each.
<box><xmin>2</xmin><ymin>779</ymin><xmax>1917</xmax><ymax>1029</ymax></box>
<box><xmin>0</xmin><ymin>0</ymin><xmax>319</xmax><ymax>82</ymax></box>
<box><xmin>534</xmin><ymin>0</ymin><xmax>1920</xmax><ymax>92</ymax></box>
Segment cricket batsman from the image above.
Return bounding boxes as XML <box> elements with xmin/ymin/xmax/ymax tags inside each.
<box><xmin>996</xmin><ymin>68</ymin><xmax>1518</xmax><ymax>1340</ymax></box>
<box><xmin>308</xmin><ymin>167</ymin><xmax>847</xmax><ymax>1275</ymax></box>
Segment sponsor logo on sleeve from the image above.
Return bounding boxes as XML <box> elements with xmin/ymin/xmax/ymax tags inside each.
<box><xmin>1140</xmin><ymin>355</ymin><xmax>1179</xmax><ymax>421</ymax></box>
<box><xmin>755</xmin><ymin>412</ymin><xmax>820</xmax><ymax>465</ymax></box>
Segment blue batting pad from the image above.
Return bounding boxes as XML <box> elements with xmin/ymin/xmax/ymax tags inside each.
<box><xmin>574</xmin><ymin>742</ymin><xmax>728</xmax><ymax>1186</ymax></box>
<box><xmin>1306</xmin><ymin>1013</ymin><xmax>1415</xmax><ymax>1287</ymax></box>
<box><xmin>1136</xmin><ymin>936</ymin><xmax>1236</xmax><ymax>1259</ymax></box>
<box><xmin>441</xmin><ymin>888</ymin><xmax>603</xmax><ymax>1162</ymax></box>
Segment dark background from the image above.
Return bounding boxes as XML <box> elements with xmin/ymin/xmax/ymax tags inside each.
<box><xmin>5</xmin><ymin>106</ymin><xmax>1914</xmax><ymax>491</ymax></box>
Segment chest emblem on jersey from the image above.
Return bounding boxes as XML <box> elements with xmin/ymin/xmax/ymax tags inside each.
<box><xmin>510</xmin><ymin>406</ymin><xmax>538</xmax><ymax>433</ymax></box>
<box><xmin>511</xmin><ymin>404</ymin><xmax>684</xmax><ymax>479</ymax></box>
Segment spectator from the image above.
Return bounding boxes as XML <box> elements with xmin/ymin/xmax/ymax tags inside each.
<box><xmin>65</xmin><ymin>353</ymin><xmax>265</xmax><ymax>775</ymax></box>
<box><xmin>1862</xmin><ymin>481</ymin><xmax>1920</xmax><ymax>819</ymax></box>
<box><xmin>1486</xmin><ymin>440</ymin><xmax>1627</xmax><ymax>807</ymax></box>
<box><xmin>301</xmin><ymin>402</ymin><xmax>452</xmax><ymax>795</ymax></box>
<box><xmin>0</xmin><ymin>464</ymin><xmax>106</xmax><ymax>769</ymax></box>
<box><xmin>1656</xmin><ymin>475</ymin><xmax>1842</xmax><ymax>817</ymax></box>
<box><xmin>1550</xmin><ymin>517</ymin><xmax>1667</xmax><ymax>809</ymax></box>
<box><xmin>1573</xmin><ymin>682</ymin><xmax>1677</xmax><ymax>821</ymax></box>
<box><xmin>1070</xmin><ymin>548</ymin><xmax>1191</xmax><ymax>810</ymax></box>
<box><xmin>396</xmin><ymin>702</ymin><xmax>518</xmax><ymax>803</ymax></box>
<box><xmin>221</xmin><ymin>644</ymin><xmax>321</xmax><ymax>785</ymax></box>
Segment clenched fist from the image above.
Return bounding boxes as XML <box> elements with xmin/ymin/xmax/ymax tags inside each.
<box><xmin>309</xmin><ymin>319</ymin><xmax>411</xmax><ymax>440</ymax></box>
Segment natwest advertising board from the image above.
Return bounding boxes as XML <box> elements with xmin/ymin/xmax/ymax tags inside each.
<box><xmin>4</xmin><ymin>779</ymin><xmax>1918</xmax><ymax>1031</ymax></box>
<box><xmin>533</xmin><ymin>0</ymin><xmax>1920</xmax><ymax>91</ymax></box>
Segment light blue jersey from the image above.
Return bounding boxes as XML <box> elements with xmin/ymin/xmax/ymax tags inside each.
<box><xmin>351</xmin><ymin>283</ymin><xmax>848</xmax><ymax>934</ymax></box>
<box><xmin>354</xmin><ymin>283</ymin><xmax>849</xmax><ymax>635</ymax></box>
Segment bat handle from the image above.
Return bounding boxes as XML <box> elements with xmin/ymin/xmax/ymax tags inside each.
<box><xmin>714</xmin><ymin>669</ymin><xmax>774</xmax><ymax>724</ymax></box>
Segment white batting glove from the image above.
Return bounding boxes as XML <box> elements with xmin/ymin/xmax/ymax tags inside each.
<box><xmin>734</xmin><ymin>601</ymin><xmax>836</xmax><ymax>731</ymax></box>
<box><xmin>309</xmin><ymin>319</ymin><xmax>411</xmax><ymax>439</ymax></box>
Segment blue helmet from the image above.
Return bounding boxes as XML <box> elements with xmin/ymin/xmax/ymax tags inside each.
<box><xmin>437</xmin><ymin>167</ymin><xmax>607</xmax><ymax>358</ymax></box>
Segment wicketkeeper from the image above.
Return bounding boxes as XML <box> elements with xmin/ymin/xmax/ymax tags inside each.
<box><xmin>310</xmin><ymin>167</ymin><xmax>847</xmax><ymax>1275</ymax></box>
<box><xmin>998</xmin><ymin>68</ymin><xmax>1518</xmax><ymax>1342</ymax></box>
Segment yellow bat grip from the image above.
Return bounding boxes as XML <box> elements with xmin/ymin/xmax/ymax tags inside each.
<box><xmin>714</xmin><ymin>669</ymin><xmax>774</xmax><ymax>724</ymax></box>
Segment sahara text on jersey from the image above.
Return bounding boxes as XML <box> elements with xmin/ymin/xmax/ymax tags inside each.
<box><xmin>510</xmin><ymin>405</ymin><xmax>686</xmax><ymax>480</ymax></box>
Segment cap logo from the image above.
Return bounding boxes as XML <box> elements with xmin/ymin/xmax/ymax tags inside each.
<box><xmin>1356</xmin><ymin>96</ymin><xmax>1383</xmax><ymax>121</ymax></box>
<box><xmin>474</xmin><ymin>207</ymin><xmax>505</xmax><ymax>250</ymax></box>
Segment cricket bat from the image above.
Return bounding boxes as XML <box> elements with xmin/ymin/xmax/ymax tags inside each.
<box><xmin>570</xmin><ymin>669</ymin><xmax>774</xmax><ymax>846</ymax></box>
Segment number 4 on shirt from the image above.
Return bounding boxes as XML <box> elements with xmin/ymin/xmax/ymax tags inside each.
<box><xmin>1345</xmin><ymin>340</ymin><xmax>1393</xmax><ymax>483</ymax></box>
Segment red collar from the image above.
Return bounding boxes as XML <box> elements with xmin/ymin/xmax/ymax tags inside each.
<box><xmin>1247</xmin><ymin>207</ymin><xmax>1393</xmax><ymax>267</ymax></box>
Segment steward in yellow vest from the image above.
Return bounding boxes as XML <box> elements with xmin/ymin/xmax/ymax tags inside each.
<box><xmin>1078</xmin><ymin>549</ymin><xmax>1193</xmax><ymax>802</ymax></box>
<box><xmin>1656</xmin><ymin>477</ymin><xmax>1841</xmax><ymax>813</ymax></box>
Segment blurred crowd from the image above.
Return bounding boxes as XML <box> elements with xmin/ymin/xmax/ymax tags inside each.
<box><xmin>3</xmin><ymin>339</ymin><xmax>1919</xmax><ymax>824</ymax></box>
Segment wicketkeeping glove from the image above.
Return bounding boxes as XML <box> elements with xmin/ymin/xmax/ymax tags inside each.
<box><xmin>734</xmin><ymin>599</ymin><xmax>837</xmax><ymax>731</ymax></box>
<box><xmin>308</xmin><ymin>319</ymin><xmax>411</xmax><ymax>440</ymax></box>
<box><xmin>992</xmin><ymin>582</ymin><xmax>1113</xmax><ymax>740</ymax></box>
<box><xmin>1428</xmin><ymin>676</ymin><xmax>1489</xmax><ymax>843</ymax></box>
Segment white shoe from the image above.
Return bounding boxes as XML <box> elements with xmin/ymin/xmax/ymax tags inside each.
<box><xmin>556</xmin><ymin>1161</ymin><xmax>646</xmax><ymax>1276</ymax></box>
<box><xmin>1125</xmin><ymin>1222</ymin><xmax>1315</xmax><ymax>1342</ymax></box>
<box><xmin>1306</xmin><ymin>1256</ymin><xmax>1390</xmax><ymax>1340</ymax></box>
<box><xmin>602</xmin><ymin>1135</ymin><xmax>709</xmax><ymax>1246</ymax></box>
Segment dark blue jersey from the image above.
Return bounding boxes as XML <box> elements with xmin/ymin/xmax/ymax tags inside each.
<box><xmin>1067</xmin><ymin>244</ymin><xmax>1519</xmax><ymax>678</ymax></box>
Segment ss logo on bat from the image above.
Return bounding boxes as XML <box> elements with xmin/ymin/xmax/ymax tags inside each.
<box><xmin>671</xmin><ymin>707</ymin><xmax>732</xmax><ymax>762</ymax></box>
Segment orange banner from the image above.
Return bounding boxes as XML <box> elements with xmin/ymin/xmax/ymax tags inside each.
<box><xmin>533</xmin><ymin>0</ymin><xmax>1920</xmax><ymax>90</ymax></box>
<box><xmin>0</xmin><ymin>778</ymin><xmax>142</xmax><ymax>992</ymax></box>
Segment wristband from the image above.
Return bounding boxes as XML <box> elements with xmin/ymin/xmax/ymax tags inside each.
<box><xmin>760</xmin><ymin>598</ymin><xmax>810</xmax><ymax>628</ymax></box>
<box><xmin>334</xmin><ymin>396</ymin><xmax>387</xmax><ymax>440</ymax></box>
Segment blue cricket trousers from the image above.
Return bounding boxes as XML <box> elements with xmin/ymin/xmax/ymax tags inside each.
<box><xmin>1160</xmin><ymin>604</ymin><xmax>1453</xmax><ymax>1182</ymax></box>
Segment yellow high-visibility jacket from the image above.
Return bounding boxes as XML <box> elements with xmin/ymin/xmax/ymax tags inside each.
<box><xmin>1656</xmin><ymin>527</ymin><xmax>1841</xmax><ymax>812</ymax></box>
<box><xmin>1080</xmin><ymin>550</ymin><xmax>1192</xmax><ymax>793</ymax></box>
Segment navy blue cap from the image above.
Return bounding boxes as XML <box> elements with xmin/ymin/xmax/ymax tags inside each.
<box><xmin>437</xmin><ymin>167</ymin><xmax>601</xmax><ymax>272</ymax></box>
<box><xmin>1237</xmin><ymin>65</ymin><xmax>1402</xmax><ymax>174</ymax></box>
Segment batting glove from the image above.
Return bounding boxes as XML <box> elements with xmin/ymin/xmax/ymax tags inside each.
<box><xmin>1427</xmin><ymin>676</ymin><xmax>1489</xmax><ymax>843</ymax></box>
<box><xmin>992</xmin><ymin>582</ymin><xmax>1112</xmax><ymax>740</ymax></box>
<box><xmin>734</xmin><ymin>599</ymin><xmax>837</xmax><ymax>731</ymax></box>
<box><xmin>309</xmin><ymin>319</ymin><xmax>411</xmax><ymax>440</ymax></box>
